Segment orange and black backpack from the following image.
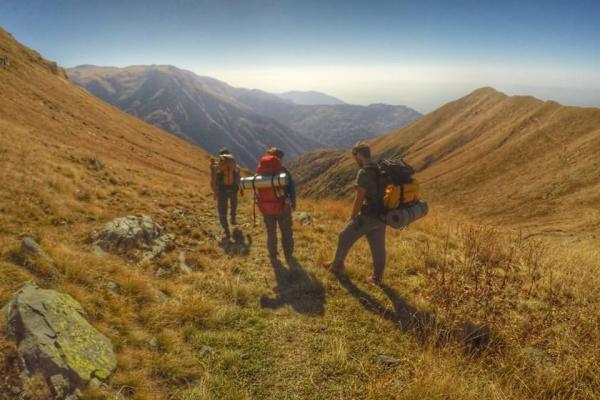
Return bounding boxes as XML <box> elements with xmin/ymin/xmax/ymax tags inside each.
<box><xmin>372</xmin><ymin>158</ymin><xmax>429</xmax><ymax>229</ymax></box>
<box><xmin>255</xmin><ymin>155</ymin><xmax>285</xmax><ymax>216</ymax></box>
<box><xmin>371</xmin><ymin>158</ymin><xmax>420</xmax><ymax>214</ymax></box>
<box><xmin>215</xmin><ymin>154</ymin><xmax>238</xmax><ymax>189</ymax></box>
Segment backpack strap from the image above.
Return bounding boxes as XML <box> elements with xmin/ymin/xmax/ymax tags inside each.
<box><xmin>400</xmin><ymin>184</ymin><xmax>405</xmax><ymax>205</ymax></box>
<box><xmin>361</xmin><ymin>163</ymin><xmax>384</xmax><ymax>219</ymax></box>
<box><xmin>371</xmin><ymin>163</ymin><xmax>383</xmax><ymax>207</ymax></box>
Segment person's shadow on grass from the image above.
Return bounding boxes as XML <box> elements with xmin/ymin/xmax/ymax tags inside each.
<box><xmin>260</xmin><ymin>257</ymin><xmax>325</xmax><ymax>316</ymax></box>
<box><xmin>333</xmin><ymin>271</ymin><xmax>491</xmax><ymax>352</ymax></box>
<box><xmin>219</xmin><ymin>228</ymin><xmax>253</xmax><ymax>256</ymax></box>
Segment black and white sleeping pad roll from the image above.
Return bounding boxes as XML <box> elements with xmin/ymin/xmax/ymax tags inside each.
<box><xmin>240</xmin><ymin>173</ymin><xmax>288</xmax><ymax>190</ymax></box>
<box><xmin>385</xmin><ymin>201</ymin><xmax>429</xmax><ymax>229</ymax></box>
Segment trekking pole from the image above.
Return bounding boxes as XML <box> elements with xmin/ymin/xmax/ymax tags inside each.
<box><xmin>251</xmin><ymin>175</ymin><xmax>257</xmax><ymax>226</ymax></box>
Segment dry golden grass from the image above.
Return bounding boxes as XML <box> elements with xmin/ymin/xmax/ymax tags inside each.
<box><xmin>0</xmin><ymin>26</ymin><xmax>598</xmax><ymax>399</ymax></box>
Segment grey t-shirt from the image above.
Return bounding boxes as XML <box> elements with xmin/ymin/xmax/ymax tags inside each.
<box><xmin>355</xmin><ymin>162</ymin><xmax>379</xmax><ymax>207</ymax></box>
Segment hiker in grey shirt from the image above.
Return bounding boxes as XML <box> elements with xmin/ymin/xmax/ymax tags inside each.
<box><xmin>322</xmin><ymin>141</ymin><xmax>386</xmax><ymax>285</ymax></box>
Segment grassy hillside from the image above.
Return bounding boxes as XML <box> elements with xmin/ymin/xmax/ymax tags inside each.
<box><xmin>1</xmin><ymin>28</ymin><xmax>598</xmax><ymax>400</ymax></box>
<box><xmin>293</xmin><ymin>88</ymin><xmax>600</xmax><ymax>235</ymax></box>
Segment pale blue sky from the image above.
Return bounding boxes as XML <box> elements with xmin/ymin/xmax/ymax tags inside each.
<box><xmin>1</xmin><ymin>0</ymin><xmax>599</xmax><ymax>111</ymax></box>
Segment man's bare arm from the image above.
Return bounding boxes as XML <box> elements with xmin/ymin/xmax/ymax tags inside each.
<box><xmin>351</xmin><ymin>187</ymin><xmax>366</xmax><ymax>220</ymax></box>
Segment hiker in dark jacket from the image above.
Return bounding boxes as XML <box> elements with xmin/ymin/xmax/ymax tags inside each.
<box><xmin>210</xmin><ymin>148</ymin><xmax>241</xmax><ymax>240</ymax></box>
<box><xmin>263</xmin><ymin>147</ymin><xmax>295</xmax><ymax>261</ymax></box>
<box><xmin>322</xmin><ymin>141</ymin><xmax>387</xmax><ymax>285</ymax></box>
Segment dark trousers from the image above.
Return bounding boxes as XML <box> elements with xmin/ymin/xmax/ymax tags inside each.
<box><xmin>218</xmin><ymin>189</ymin><xmax>237</xmax><ymax>232</ymax></box>
<box><xmin>263</xmin><ymin>209</ymin><xmax>294</xmax><ymax>259</ymax></box>
<box><xmin>332</xmin><ymin>214</ymin><xmax>386</xmax><ymax>280</ymax></box>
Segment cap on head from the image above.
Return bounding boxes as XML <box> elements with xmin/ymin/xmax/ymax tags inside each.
<box><xmin>352</xmin><ymin>141</ymin><xmax>371</xmax><ymax>159</ymax></box>
<box><xmin>267</xmin><ymin>147</ymin><xmax>284</xmax><ymax>158</ymax></box>
<box><xmin>218</xmin><ymin>148</ymin><xmax>231</xmax><ymax>155</ymax></box>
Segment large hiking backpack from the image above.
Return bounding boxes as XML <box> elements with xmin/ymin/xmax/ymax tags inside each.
<box><xmin>255</xmin><ymin>155</ymin><xmax>286</xmax><ymax>215</ymax></box>
<box><xmin>374</xmin><ymin>158</ymin><xmax>428</xmax><ymax>228</ymax></box>
<box><xmin>217</xmin><ymin>154</ymin><xmax>237</xmax><ymax>188</ymax></box>
<box><xmin>377</xmin><ymin>158</ymin><xmax>420</xmax><ymax>209</ymax></box>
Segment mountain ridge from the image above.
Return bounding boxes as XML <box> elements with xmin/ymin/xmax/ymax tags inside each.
<box><xmin>292</xmin><ymin>87</ymin><xmax>600</xmax><ymax>233</ymax></box>
<box><xmin>277</xmin><ymin>90</ymin><xmax>347</xmax><ymax>105</ymax></box>
<box><xmin>68</xmin><ymin>64</ymin><xmax>422</xmax><ymax>150</ymax></box>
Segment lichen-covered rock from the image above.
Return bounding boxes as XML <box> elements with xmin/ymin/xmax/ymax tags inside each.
<box><xmin>94</xmin><ymin>215</ymin><xmax>174</xmax><ymax>260</ymax></box>
<box><xmin>5</xmin><ymin>284</ymin><xmax>116</xmax><ymax>399</ymax></box>
<box><xmin>142</xmin><ymin>233</ymin><xmax>175</xmax><ymax>262</ymax></box>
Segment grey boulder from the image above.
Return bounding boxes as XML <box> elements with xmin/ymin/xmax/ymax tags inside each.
<box><xmin>93</xmin><ymin>215</ymin><xmax>174</xmax><ymax>260</ymax></box>
<box><xmin>20</xmin><ymin>237</ymin><xmax>54</xmax><ymax>264</ymax></box>
<box><xmin>376</xmin><ymin>354</ymin><xmax>400</xmax><ymax>367</ymax></box>
<box><xmin>4</xmin><ymin>284</ymin><xmax>117</xmax><ymax>398</ymax></box>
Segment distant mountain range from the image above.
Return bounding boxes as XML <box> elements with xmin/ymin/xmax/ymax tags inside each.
<box><xmin>67</xmin><ymin>65</ymin><xmax>321</xmax><ymax>167</ymax></box>
<box><xmin>219</xmin><ymin>86</ymin><xmax>421</xmax><ymax>148</ymax></box>
<box><xmin>67</xmin><ymin>65</ymin><xmax>421</xmax><ymax>165</ymax></box>
<box><xmin>277</xmin><ymin>90</ymin><xmax>346</xmax><ymax>105</ymax></box>
<box><xmin>253</xmin><ymin>102</ymin><xmax>422</xmax><ymax>148</ymax></box>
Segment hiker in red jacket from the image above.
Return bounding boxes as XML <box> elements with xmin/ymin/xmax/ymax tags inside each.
<box><xmin>255</xmin><ymin>147</ymin><xmax>296</xmax><ymax>261</ymax></box>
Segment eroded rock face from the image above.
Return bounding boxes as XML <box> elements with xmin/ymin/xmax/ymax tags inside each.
<box><xmin>5</xmin><ymin>284</ymin><xmax>116</xmax><ymax>398</ymax></box>
<box><xmin>94</xmin><ymin>215</ymin><xmax>174</xmax><ymax>260</ymax></box>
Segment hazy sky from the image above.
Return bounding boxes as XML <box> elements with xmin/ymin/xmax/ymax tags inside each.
<box><xmin>1</xmin><ymin>0</ymin><xmax>599</xmax><ymax>112</ymax></box>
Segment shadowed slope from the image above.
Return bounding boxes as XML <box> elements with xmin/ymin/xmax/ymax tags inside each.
<box><xmin>0</xmin><ymin>32</ymin><xmax>211</xmax><ymax>187</ymax></box>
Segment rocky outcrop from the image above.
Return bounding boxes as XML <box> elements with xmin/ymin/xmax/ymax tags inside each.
<box><xmin>21</xmin><ymin>237</ymin><xmax>53</xmax><ymax>263</ymax></box>
<box><xmin>93</xmin><ymin>215</ymin><xmax>174</xmax><ymax>261</ymax></box>
<box><xmin>4</xmin><ymin>284</ymin><xmax>117</xmax><ymax>399</ymax></box>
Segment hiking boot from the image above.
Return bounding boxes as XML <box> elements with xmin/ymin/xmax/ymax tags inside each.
<box><xmin>367</xmin><ymin>275</ymin><xmax>383</xmax><ymax>286</ymax></box>
<box><xmin>321</xmin><ymin>261</ymin><xmax>344</xmax><ymax>273</ymax></box>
